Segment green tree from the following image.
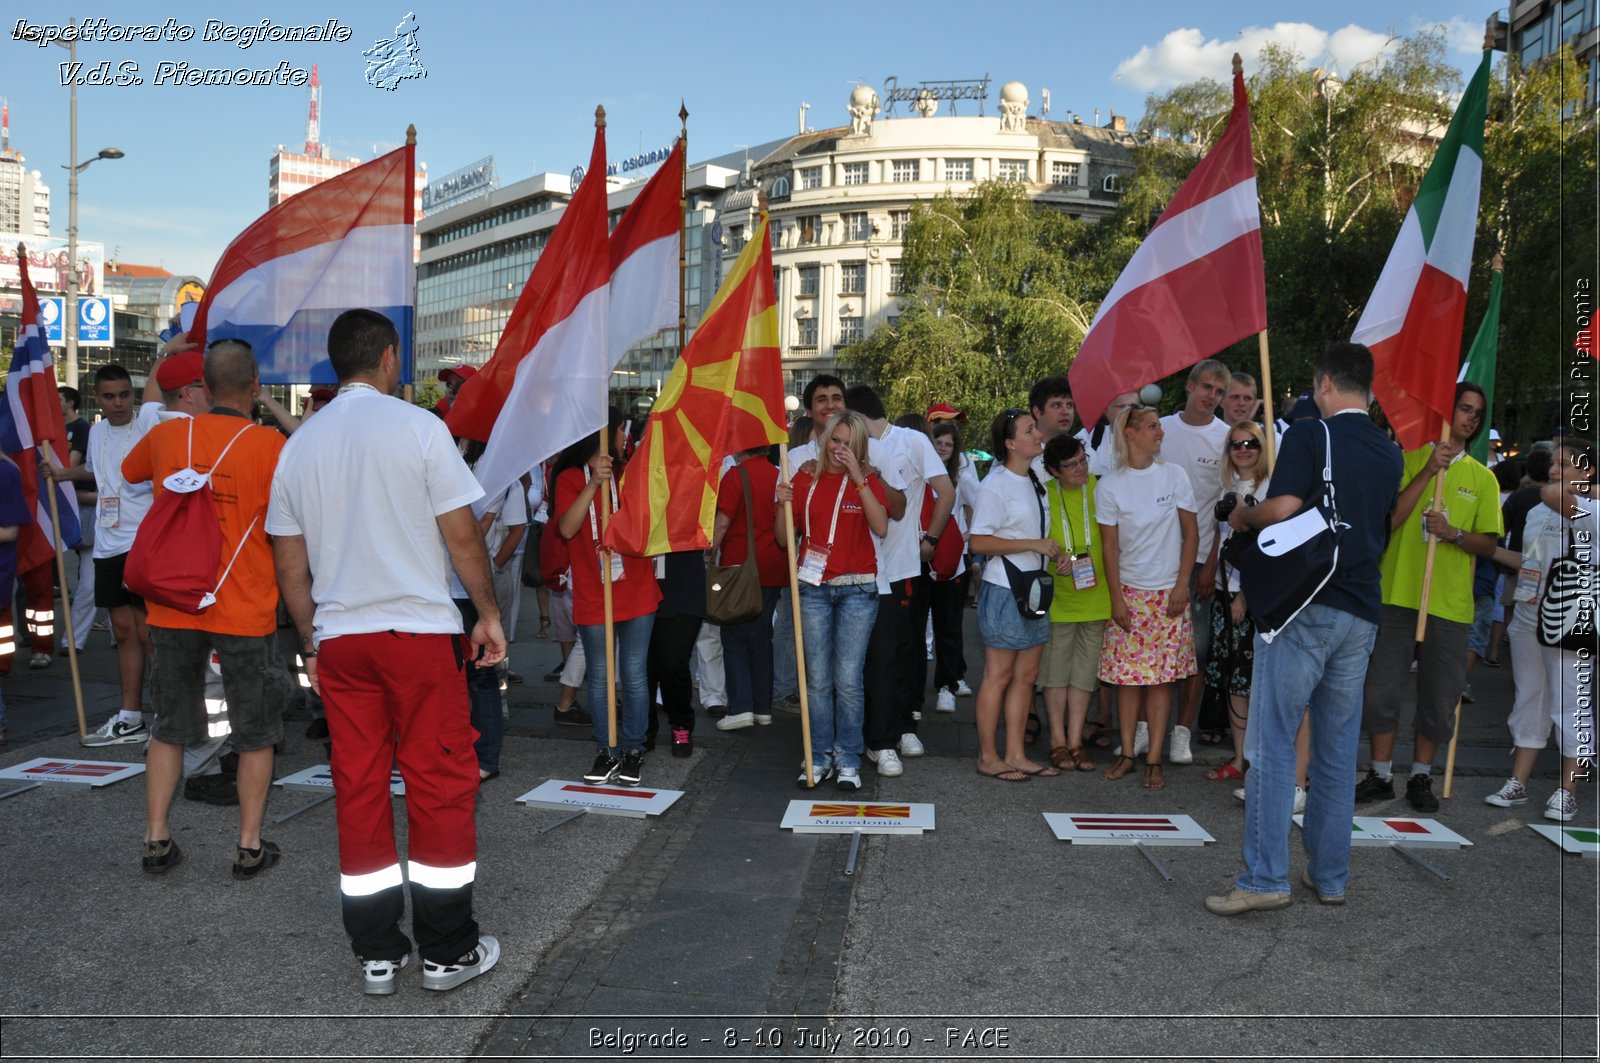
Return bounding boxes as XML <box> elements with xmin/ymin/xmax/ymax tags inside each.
<box><xmin>411</xmin><ymin>377</ymin><xmax>444</xmax><ymax>411</ymax></box>
<box><xmin>1475</xmin><ymin>45</ymin><xmax>1596</xmax><ymax>440</ymax></box>
<box><xmin>843</xmin><ymin>181</ymin><xmax>1101</xmax><ymax>432</ymax></box>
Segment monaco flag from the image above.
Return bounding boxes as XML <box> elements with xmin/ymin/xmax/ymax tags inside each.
<box><xmin>186</xmin><ymin>141</ymin><xmax>416</xmax><ymax>385</ymax></box>
<box><xmin>1</xmin><ymin>254</ymin><xmax>82</xmax><ymax>573</ymax></box>
<box><xmin>1354</xmin><ymin>49</ymin><xmax>1491</xmax><ymax>452</ymax></box>
<box><xmin>1069</xmin><ymin>60</ymin><xmax>1266</xmax><ymax>428</ymax></box>
<box><xmin>448</xmin><ymin>125</ymin><xmax>681</xmax><ymax>506</ymax></box>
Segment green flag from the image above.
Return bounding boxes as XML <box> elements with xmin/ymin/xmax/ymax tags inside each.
<box><xmin>1459</xmin><ymin>262</ymin><xmax>1503</xmax><ymax>464</ymax></box>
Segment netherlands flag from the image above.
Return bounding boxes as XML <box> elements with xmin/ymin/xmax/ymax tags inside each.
<box><xmin>0</xmin><ymin>253</ymin><xmax>82</xmax><ymax>573</ymax></box>
<box><xmin>187</xmin><ymin>141</ymin><xmax>417</xmax><ymax>385</ymax></box>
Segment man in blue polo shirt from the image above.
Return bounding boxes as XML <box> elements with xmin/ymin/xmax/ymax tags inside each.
<box><xmin>1206</xmin><ymin>342</ymin><xmax>1402</xmax><ymax>915</ymax></box>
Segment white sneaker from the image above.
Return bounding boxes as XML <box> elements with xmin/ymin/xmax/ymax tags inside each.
<box><xmin>955</xmin><ymin>679</ymin><xmax>974</xmax><ymax>697</ymax></box>
<box><xmin>361</xmin><ymin>953</ymin><xmax>410</xmax><ymax>996</ymax></box>
<box><xmin>898</xmin><ymin>733</ymin><xmax>925</xmax><ymax>758</ymax></box>
<box><xmin>1293</xmin><ymin>786</ymin><xmax>1307</xmax><ymax>815</ymax></box>
<box><xmin>421</xmin><ymin>935</ymin><xmax>500</xmax><ymax>991</ymax></box>
<box><xmin>835</xmin><ymin>766</ymin><xmax>862</xmax><ymax>790</ymax></box>
<box><xmin>1545</xmin><ymin>788</ymin><xmax>1578</xmax><ymax>822</ymax></box>
<box><xmin>1233</xmin><ymin>786</ymin><xmax>1247</xmax><ymax>804</ymax></box>
<box><xmin>935</xmin><ymin>689</ymin><xmax>956</xmax><ymax>713</ymax></box>
<box><xmin>715</xmin><ymin>712</ymin><xmax>756</xmax><ymax>731</ymax></box>
<box><xmin>867</xmin><ymin>748</ymin><xmax>904</xmax><ymax>776</ymax></box>
<box><xmin>1484</xmin><ymin>777</ymin><xmax>1528</xmax><ymax>807</ymax></box>
<box><xmin>1169</xmin><ymin>725</ymin><xmax>1193</xmax><ymax>764</ymax></box>
<box><xmin>1133</xmin><ymin>721</ymin><xmax>1149</xmax><ymax>758</ymax></box>
<box><xmin>754</xmin><ymin>714</ymin><xmax>773</xmax><ymax>726</ymax></box>
<box><xmin>81</xmin><ymin>715</ymin><xmax>149</xmax><ymax>747</ymax></box>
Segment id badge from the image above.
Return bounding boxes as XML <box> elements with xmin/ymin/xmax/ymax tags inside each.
<box><xmin>797</xmin><ymin>545</ymin><xmax>830</xmax><ymax>586</ymax></box>
<box><xmin>599</xmin><ymin>547</ymin><xmax>624</xmax><ymax>582</ymax></box>
<box><xmin>1515</xmin><ymin>566</ymin><xmax>1541</xmax><ymax>604</ymax></box>
<box><xmin>1070</xmin><ymin>553</ymin><xmax>1097</xmax><ymax>591</ymax></box>
<box><xmin>97</xmin><ymin>495</ymin><xmax>120</xmax><ymax>529</ymax></box>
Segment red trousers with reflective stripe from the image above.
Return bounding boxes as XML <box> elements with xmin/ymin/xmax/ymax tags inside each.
<box><xmin>21</xmin><ymin>562</ymin><xmax>54</xmax><ymax>654</ymax></box>
<box><xmin>320</xmin><ymin>631</ymin><xmax>479</xmax><ymax>962</ymax></box>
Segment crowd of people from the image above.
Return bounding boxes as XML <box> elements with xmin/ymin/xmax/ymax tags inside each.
<box><xmin>0</xmin><ymin>319</ymin><xmax>1591</xmax><ymax>988</ymax></box>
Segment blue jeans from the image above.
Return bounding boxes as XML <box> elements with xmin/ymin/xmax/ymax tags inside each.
<box><xmin>455</xmin><ymin>599</ymin><xmax>503</xmax><ymax>773</ymax></box>
<box><xmin>723</xmin><ymin>587</ymin><xmax>781</xmax><ymax>716</ymax></box>
<box><xmin>579</xmin><ymin>613</ymin><xmax>655</xmax><ymax>756</ymax></box>
<box><xmin>1238</xmin><ymin>604</ymin><xmax>1378</xmax><ymax>897</ymax></box>
<box><xmin>772</xmin><ymin>586</ymin><xmax>798</xmax><ymax>699</ymax></box>
<box><xmin>799</xmin><ymin>581</ymin><xmax>878</xmax><ymax>771</ymax></box>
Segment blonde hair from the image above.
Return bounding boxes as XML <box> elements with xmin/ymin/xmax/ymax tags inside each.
<box><xmin>1223</xmin><ymin>419</ymin><xmax>1274</xmax><ymax>491</ymax></box>
<box><xmin>819</xmin><ymin>410</ymin><xmax>871</xmax><ymax>474</ymax></box>
<box><xmin>1112</xmin><ymin>405</ymin><xmax>1158</xmax><ymax>470</ymax></box>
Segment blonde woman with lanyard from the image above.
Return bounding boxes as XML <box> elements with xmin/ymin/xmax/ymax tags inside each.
<box><xmin>776</xmin><ymin>411</ymin><xmax>889</xmax><ymax>790</ymax></box>
<box><xmin>968</xmin><ymin>408</ymin><xmax>1065</xmax><ymax>781</ymax></box>
<box><xmin>1039</xmin><ymin>434</ymin><xmax>1111</xmax><ymax>772</ymax></box>
<box><xmin>1094</xmin><ymin>404</ymin><xmax>1198</xmax><ymax>791</ymax></box>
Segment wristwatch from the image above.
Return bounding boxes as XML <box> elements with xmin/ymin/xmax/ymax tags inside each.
<box><xmin>1451</xmin><ymin>529</ymin><xmax>1465</xmax><ymax>547</ymax></box>
<box><xmin>921</xmin><ymin>532</ymin><xmax>940</xmax><ymax>546</ymax></box>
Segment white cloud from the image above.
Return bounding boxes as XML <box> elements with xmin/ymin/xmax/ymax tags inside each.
<box><xmin>1115</xmin><ymin>21</ymin><xmax>1401</xmax><ymax>91</ymax></box>
<box><xmin>1428</xmin><ymin>16</ymin><xmax>1490</xmax><ymax>54</ymax></box>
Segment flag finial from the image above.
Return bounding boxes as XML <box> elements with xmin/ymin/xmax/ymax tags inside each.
<box><xmin>14</xmin><ymin>242</ymin><xmax>24</xmax><ymax>260</ymax></box>
<box><xmin>1484</xmin><ymin>23</ymin><xmax>1496</xmax><ymax>50</ymax></box>
<box><xmin>595</xmin><ymin>105</ymin><xmax>606</xmax><ymax>128</ymax></box>
<box><xmin>405</xmin><ymin>124</ymin><xmax>416</xmax><ymax>146</ymax></box>
<box><xmin>1232</xmin><ymin>53</ymin><xmax>1243</xmax><ymax>76</ymax></box>
<box><xmin>679</xmin><ymin>100</ymin><xmax>689</xmax><ymax>125</ymax></box>
<box><xmin>1492</xmin><ymin>252</ymin><xmax>1503</xmax><ymax>272</ymax></box>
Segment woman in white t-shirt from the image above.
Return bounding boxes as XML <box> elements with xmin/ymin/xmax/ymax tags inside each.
<box><xmin>1094</xmin><ymin>405</ymin><xmax>1198</xmax><ymax>791</ymax></box>
<box><xmin>1204</xmin><ymin>420</ymin><xmax>1272</xmax><ymax>783</ymax></box>
<box><xmin>968</xmin><ymin>408</ymin><xmax>1065</xmax><ymax>782</ymax></box>
<box><xmin>1485</xmin><ymin>440</ymin><xmax>1596</xmax><ymax>821</ymax></box>
<box><xmin>927</xmin><ymin>420</ymin><xmax>976</xmax><ymax>707</ymax></box>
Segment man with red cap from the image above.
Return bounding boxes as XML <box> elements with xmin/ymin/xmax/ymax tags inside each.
<box><xmin>434</xmin><ymin>364</ymin><xmax>476</xmax><ymax>418</ymax></box>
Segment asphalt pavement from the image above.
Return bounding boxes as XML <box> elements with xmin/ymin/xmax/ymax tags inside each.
<box><xmin>0</xmin><ymin>587</ymin><xmax>1595</xmax><ymax>1062</ymax></box>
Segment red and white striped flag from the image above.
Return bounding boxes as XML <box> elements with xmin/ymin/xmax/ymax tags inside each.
<box><xmin>1069</xmin><ymin>62</ymin><xmax>1266</xmax><ymax>427</ymax></box>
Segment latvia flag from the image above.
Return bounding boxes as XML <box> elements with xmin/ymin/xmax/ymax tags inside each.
<box><xmin>1354</xmin><ymin>50</ymin><xmax>1492</xmax><ymax>452</ymax></box>
<box><xmin>447</xmin><ymin>123</ymin><xmax>681</xmax><ymax>506</ymax></box>
<box><xmin>1069</xmin><ymin>59</ymin><xmax>1266</xmax><ymax>428</ymax></box>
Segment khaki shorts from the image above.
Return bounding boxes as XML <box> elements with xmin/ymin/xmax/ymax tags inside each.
<box><xmin>1038</xmin><ymin>619</ymin><xmax>1107</xmax><ymax>692</ymax></box>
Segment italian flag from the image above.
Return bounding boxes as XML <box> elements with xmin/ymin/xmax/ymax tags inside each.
<box><xmin>1354</xmin><ymin>49</ymin><xmax>1492</xmax><ymax>452</ymax></box>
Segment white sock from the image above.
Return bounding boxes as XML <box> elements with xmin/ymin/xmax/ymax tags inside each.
<box><xmin>118</xmin><ymin>709</ymin><xmax>143</xmax><ymax>726</ymax></box>
<box><xmin>1410</xmin><ymin>762</ymin><xmax>1432</xmax><ymax>777</ymax></box>
<box><xmin>1372</xmin><ymin>760</ymin><xmax>1392</xmax><ymax>780</ymax></box>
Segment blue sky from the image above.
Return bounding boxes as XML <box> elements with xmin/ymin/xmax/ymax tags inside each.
<box><xmin>1</xmin><ymin>0</ymin><xmax>1492</xmax><ymax>279</ymax></box>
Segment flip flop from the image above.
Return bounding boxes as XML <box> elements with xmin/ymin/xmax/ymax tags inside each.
<box><xmin>977</xmin><ymin>766</ymin><xmax>1030</xmax><ymax>782</ymax></box>
<box><xmin>1206</xmin><ymin>762</ymin><xmax>1246</xmax><ymax>782</ymax></box>
<box><xmin>1017</xmin><ymin>764</ymin><xmax>1062</xmax><ymax>778</ymax></box>
<box><xmin>1143</xmin><ymin>763</ymin><xmax>1166</xmax><ymax>791</ymax></box>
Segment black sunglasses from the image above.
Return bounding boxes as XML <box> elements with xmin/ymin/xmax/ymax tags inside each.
<box><xmin>1229</xmin><ymin>438</ymin><xmax>1261</xmax><ymax>451</ymax></box>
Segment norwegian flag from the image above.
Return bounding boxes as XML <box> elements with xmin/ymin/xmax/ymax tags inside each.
<box><xmin>0</xmin><ymin>254</ymin><xmax>81</xmax><ymax>572</ymax></box>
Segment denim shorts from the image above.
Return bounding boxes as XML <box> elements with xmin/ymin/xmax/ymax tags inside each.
<box><xmin>977</xmin><ymin>580</ymin><xmax>1049</xmax><ymax>651</ymax></box>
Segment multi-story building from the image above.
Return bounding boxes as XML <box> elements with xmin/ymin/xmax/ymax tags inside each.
<box><xmin>414</xmin><ymin>78</ymin><xmax>1140</xmax><ymax>404</ymax></box>
<box><xmin>1495</xmin><ymin>0</ymin><xmax>1599</xmax><ymax>100</ymax></box>
<box><xmin>0</xmin><ymin>104</ymin><xmax>51</xmax><ymax>237</ymax></box>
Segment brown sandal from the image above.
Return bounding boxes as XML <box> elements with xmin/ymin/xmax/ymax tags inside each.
<box><xmin>1065</xmin><ymin>745</ymin><xmax>1095</xmax><ymax>772</ymax></box>
<box><xmin>1049</xmin><ymin>745</ymin><xmax>1072</xmax><ymax>770</ymax></box>
<box><xmin>1101</xmin><ymin>754</ymin><xmax>1136</xmax><ymax>781</ymax></box>
<box><xmin>1143</xmin><ymin>762</ymin><xmax>1166</xmax><ymax>791</ymax></box>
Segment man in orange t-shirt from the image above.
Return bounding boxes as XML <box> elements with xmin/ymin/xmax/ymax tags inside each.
<box><xmin>122</xmin><ymin>341</ymin><xmax>290</xmax><ymax>880</ymax></box>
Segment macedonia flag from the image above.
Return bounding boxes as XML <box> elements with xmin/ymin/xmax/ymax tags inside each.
<box><xmin>604</xmin><ymin>211</ymin><xmax>785</xmax><ymax>556</ymax></box>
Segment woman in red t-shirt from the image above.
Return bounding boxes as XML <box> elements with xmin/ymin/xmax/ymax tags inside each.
<box><xmin>775</xmin><ymin>411</ymin><xmax>888</xmax><ymax>791</ymax></box>
<box><xmin>555</xmin><ymin>412</ymin><xmax>661</xmax><ymax>787</ymax></box>
<box><xmin>712</xmin><ymin>447</ymin><xmax>786</xmax><ymax>731</ymax></box>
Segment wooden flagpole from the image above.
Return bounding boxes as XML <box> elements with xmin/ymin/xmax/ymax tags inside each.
<box><xmin>1257</xmin><ymin>331</ymin><xmax>1278</xmax><ymax>467</ymax></box>
<box><xmin>39</xmin><ymin>441</ymin><xmax>87</xmax><ymax>737</ymax></box>
<box><xmin>594</xmin><ymin>105</ymin><xmax>619</xmax><ymax>751</ymax></box>
<box><xmin>779</xmin><ymin>443</ymin><xmax>815</xmax><ymax>787</ymax></box>
<box><xmin>1413</xmin><ymin>419</ymin><xmax>1452</xmax><ymax>643</ymax></box>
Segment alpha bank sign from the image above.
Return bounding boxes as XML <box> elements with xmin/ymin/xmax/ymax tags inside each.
<box><xmin>571</xmin><ymin>143</ymin><xmax>674</xmax><ymax>190</ymax></box>
<box><xmin>422</xmin><ymin>156</ymin><xmax>498</xmax><ymax>214</ymax></box>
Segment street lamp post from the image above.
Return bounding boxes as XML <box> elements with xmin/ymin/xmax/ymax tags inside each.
<box><xmin>53</xmin><ymin>17</ymin><xmax>123</xmax><ymax>390</ymax></box>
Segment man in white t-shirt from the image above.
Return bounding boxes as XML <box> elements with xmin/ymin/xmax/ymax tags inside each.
<box><xmin>846</xmin><ymin>386</ymin><xmax>952</xmax><ymax>777</ymax></box>
<box><xmin>1028</xmin><ymin>376</ymin><xmax>1091</xmax><ymax>478</ymax></box>
<box><xmin>1157</xmin><ymin>358</ymin><xmax>1231</xmax><ymax>763</ymax></box>
<box><xmin>270</xmin><ymin>309</ymin><xmax>505</xmax><ymax>996</ymax></box>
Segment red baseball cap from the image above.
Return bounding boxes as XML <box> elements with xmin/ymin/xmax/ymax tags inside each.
<box><xmin>437</xmin><ymin>364</ymin><xmax>478</xmax><ymax>384</ymax></box>
<box><xmin>155</xmin><ymin>351</ymin><xmax>205</xmax><ymax>392</ymax></box>
<box><xmin>925</xmin><ymin>402</ymin><xmax>965</xmax><ymax>422</ymax></box>
<box><xmin>309</xmin><ymin>385</ymin><xmax>337</xmax><ymax>402</ymax></box>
